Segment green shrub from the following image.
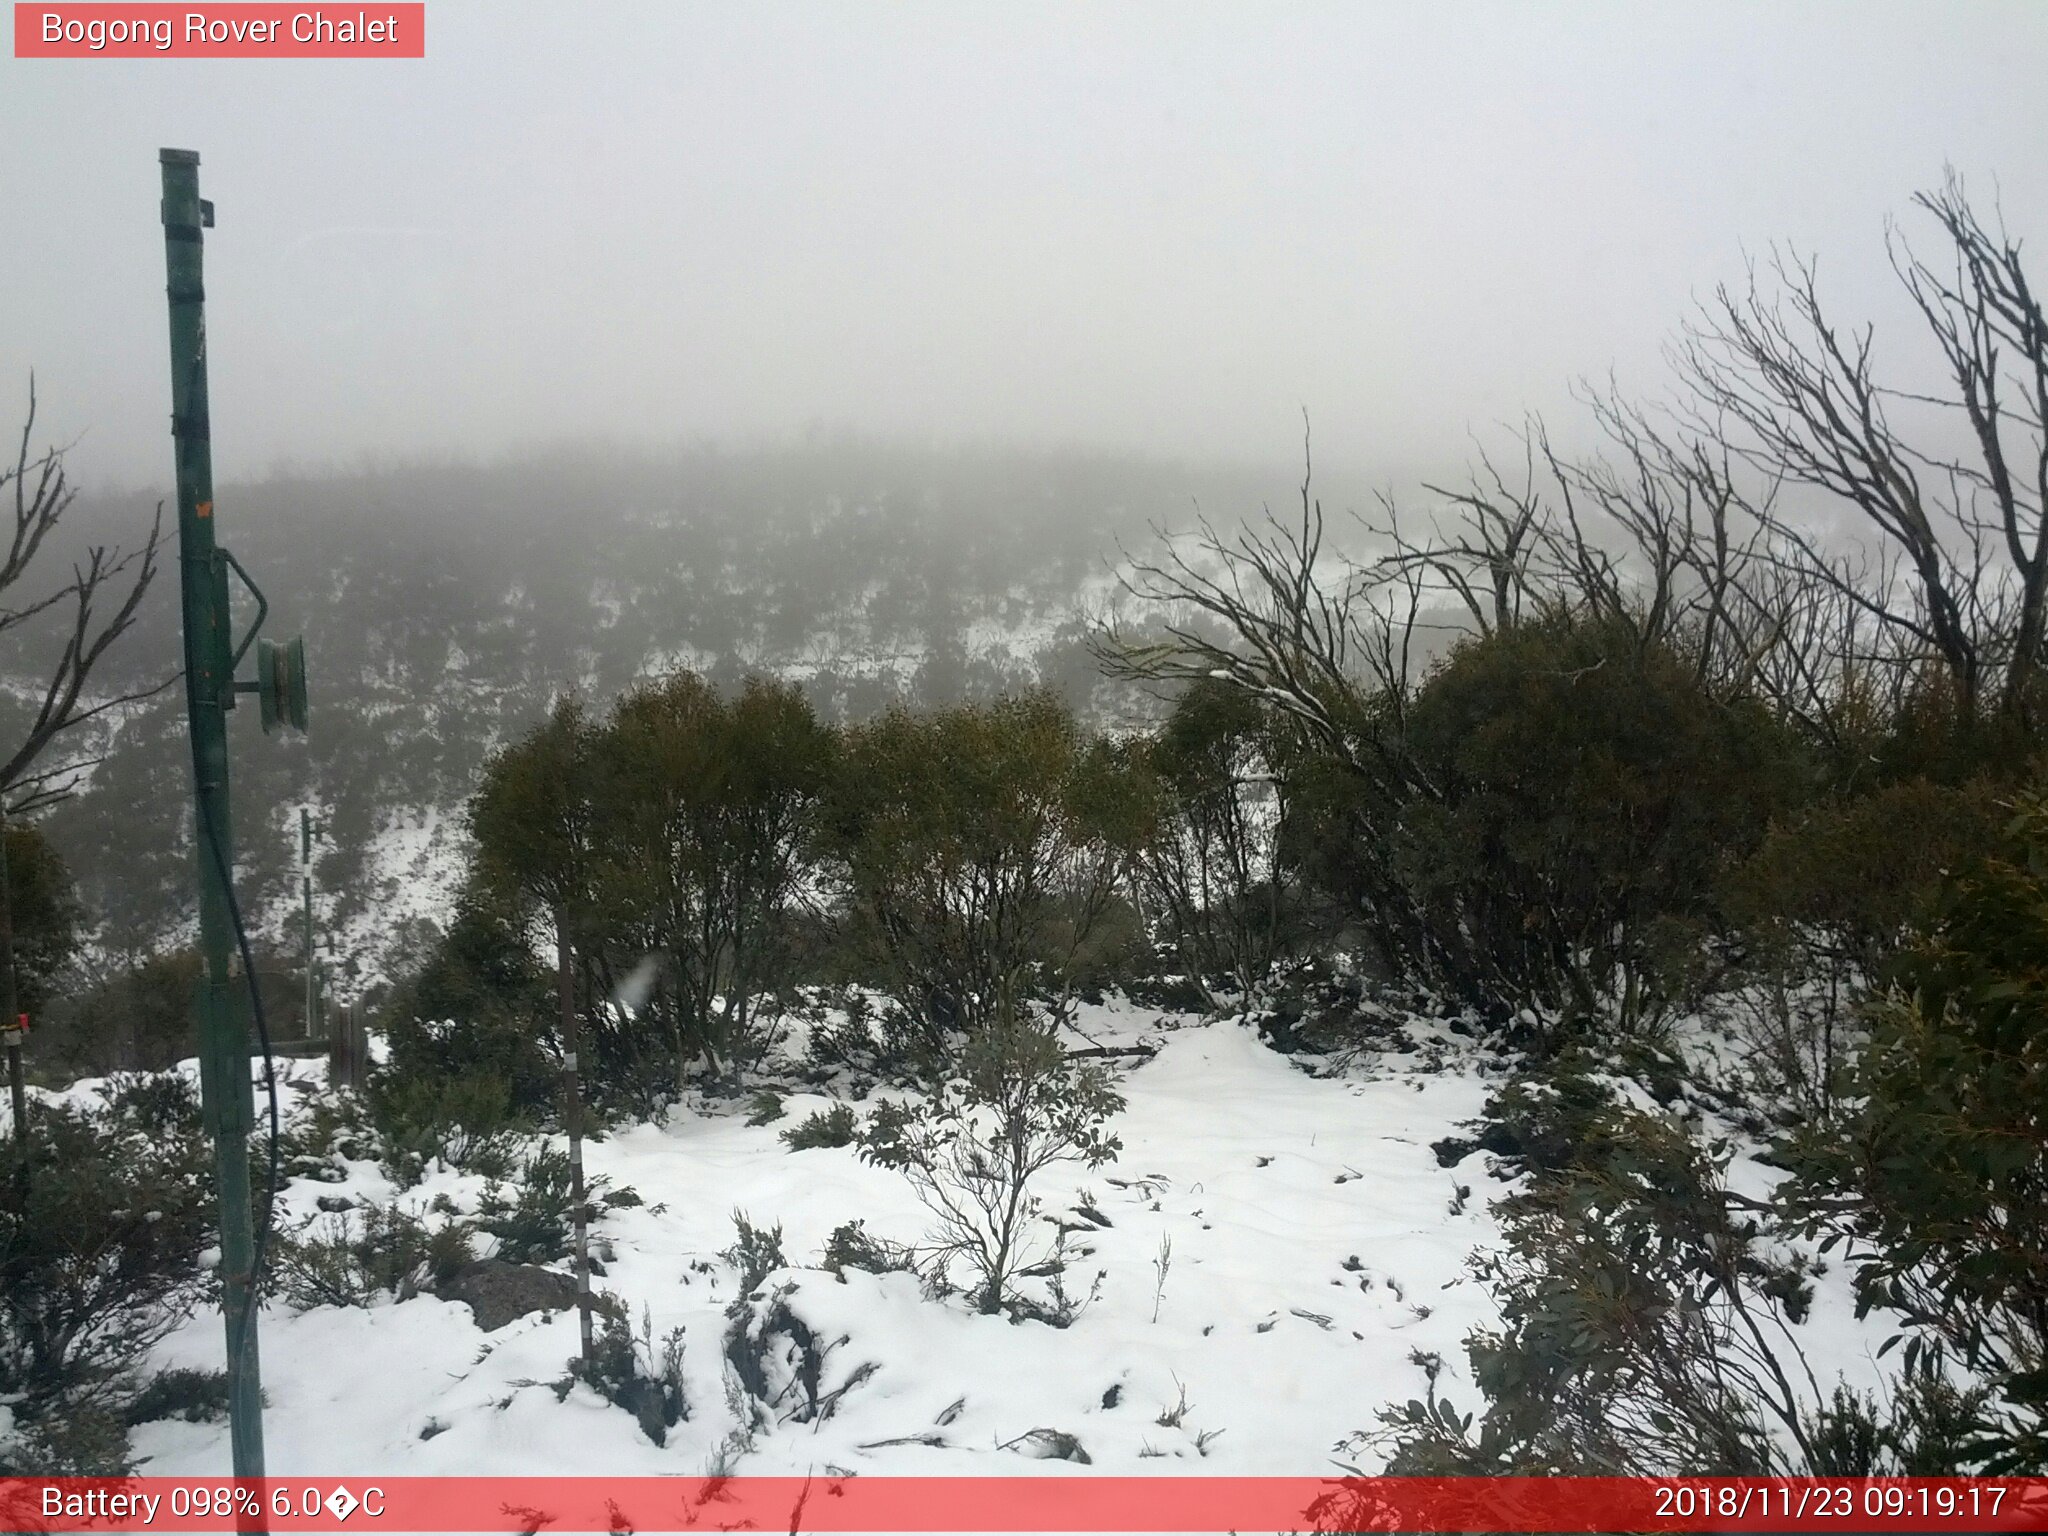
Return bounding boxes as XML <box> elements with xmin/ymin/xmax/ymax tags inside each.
<box><xmin>274</xmin><ymin>1090</ymin><xmax>379</xmax><ymax>1183</ymax></box>
<box><xmin>122</xmin><ymin>1368</ymin><xmax>231</xmax><ymax>1427</ymax></box>
<box><xmin>26</xmin><ymin>950</ymin><xmax>199</xmax><ymax>1081</ymax></box>
<box><xmin>1789</xmin><ymin>790</ymin><xmax>2048</xmax><ymax>1471</ymax></box>
<box><xmin>1126</xmin><ymin>680</ymin><xmax>1300</xmax><ymax>1005</ymax></box>
<box><xmin>367</xmin><ymin>1070</ymin><xmax>527</xmax><ymax>1185</ymax></box>
<box><xmin>273</xmin><ymin>1204</ymin><xmax>472</xmax><ymax>1310</ymax></box>
<box><xmin>574</xmin><ymin>1294</ymin><xmax>686</xmax><ymax>1446</ymax></box>
<box><xmin>476</xmin><ymin>1147</ymin><xmax>589</xmax><ymax>1265</ymax></box>
<box><xmin>826</xmin><ymin>691</ymin><xmax>1138</xmax><ymax>1040</ymax></box>
<box><xmin>585</xmin><ymin>673</ymin><xmax>834</xmax><ymax>1088</ymax></box>
<box><xmin>1371</xmin><ymin>1098</ymin><xmax>1964</xmax><ymax>1477</ymax></box>
<box><xmin>101</xmin><ymin>1071</ymin><xmax>202</xmax><ymax>1139</ymax></box>
<box><xmin>0</xmin><ymin>1401</ymin><xmax>133</xmax><ymax>1475</ymax></box>
<box><xmin>379</xmin><ymin>894</ymin><xmax>558</xmax><ymax>1115</ymax></box>
<box><xmin>819</xmin><ymin>1220</ymin><xmax>911</xmax><ymax>1279</ymax></box>
<box><xmin>859</xmin><ymin>1019</ymin><xmax>1121</xmax><ymax>1315</ymax></box>
<box><xmin>1120</xmin><ymin>969</ymin><xmax>1214</xmax><ymax>1014</ymax></box>
<box><xmin>1393</xmin><ymin>618</ymin><xmax>1803</xmax><ymax>1039</ymax></box>
<box><xmin>1725</xmin><ymin>779</ymin><xmax>2004</xmax><ymax>963</ymax></box>
<box><xmin>723</xmin><ymin>1210</ymin><xmax>787</xmax><ymax>1297</ymax></box>
<box><xmin>781</xmin><ymin>1103</ymin><xmax>857</xmax><ymax>1151</ymax></box>
<box><xmin>1468</xmin><ymin>1065</ymin><xmax>1624</xmax><ymax>1179</ymax></box>
<box><xmin>804</xmin><ymin>992</ymin><xmax>934</xmax><ymax>1080</ymax></box>
<box><xmin>1</xmin><ymin>819</ymin><xmax>82</xmax><ymax>1018</ymax></box>
<box><xmin>0</xmin><ymin>1081</ymin><xmax>212</xmax><ymax>1427</ymax></box>
<box><xmin>1717</xmin><ymin>780</ymin><xmax>2004</xmax><ymax>1121</ymax></box>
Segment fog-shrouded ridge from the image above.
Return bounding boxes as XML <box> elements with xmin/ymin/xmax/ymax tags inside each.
<box><xmin>3</xmin><ymin>442</ymin><xmax>1335</xmax><ymax>983</ymax></box>
<box><xmin>2</xmin><ymin>1</ymin><xmax>2045</xmax><ymax>490</ymax></box>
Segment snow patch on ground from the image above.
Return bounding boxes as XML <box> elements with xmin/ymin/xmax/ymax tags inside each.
<box><xmin>97</xmin><ymin>999</ymin><xmax>1906</xmax><ymax>1482</ymax></box>
<box><xmin>127</xmin><ymin>1010</ymin><xmax>1515</xmax><ymax>1477</ymax></box>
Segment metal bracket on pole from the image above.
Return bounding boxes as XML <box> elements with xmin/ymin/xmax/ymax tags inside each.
<box><xmin>222</xmin><ymin>548</ymin><xmax>269</xmax><ymax>673</ymax></box>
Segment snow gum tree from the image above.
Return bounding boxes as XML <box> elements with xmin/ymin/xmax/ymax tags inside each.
<box><xmin>826</xmin><ymin>690</ymin><xmax>1139</xmax><ymax>1043</ymax></box>
<box><xmin>590</xmin><ymin>673</ymin><xmax>833</xmax><ymax>1086</ymax></box>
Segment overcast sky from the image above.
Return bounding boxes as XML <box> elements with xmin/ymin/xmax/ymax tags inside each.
<box><xmin>3</xmin><ymin>0</ymin><xmax>2043</xmax><ymax>495</ymax></box>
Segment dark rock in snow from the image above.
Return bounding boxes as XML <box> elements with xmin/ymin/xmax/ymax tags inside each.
<box><xmin>437</xmin><ymin>1260</ymin><xmax>578</xmax><ymax>1332</ymax></box>
<box><xmin>1008</xmin><ymin>1427</ymin><xmax>1090</xmax><ymax>1463</ymax></box>
<box><xmin>1430</xmin><ymin>1134</ymin><xmax>1475</xmax><ymax>1167</ymax></box>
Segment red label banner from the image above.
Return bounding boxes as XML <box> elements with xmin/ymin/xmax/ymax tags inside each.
<box><xmin>13</xmin><ymin>5</ymin><xmax>424</xmax><ymax>58</ymax></box>
<box><xmin>4</xmin><ymin>1476</ymin><xmax>2048</xmax><ymax>1533</ymax></box>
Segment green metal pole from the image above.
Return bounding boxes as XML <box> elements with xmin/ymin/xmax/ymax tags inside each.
<box><xmin>160</xmin><ymin>147</ymin><xmax>266</xmax><ymax>1480</ymax></box>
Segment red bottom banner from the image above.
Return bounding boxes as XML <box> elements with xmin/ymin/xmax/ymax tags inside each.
<box><xmin>5</xmin><ymin>1475</ymin><xmax>2048</xmax><ymax>1534</ymax></box>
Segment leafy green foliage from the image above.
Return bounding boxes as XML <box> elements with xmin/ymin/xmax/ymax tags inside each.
<box><xmin>470</xmin><ymin>695</ymin><xmax>605</xmax><ymax>934</ymax></box>
<box><xmin>1716</xmin><ymin>779</ymin><xmax>2007</xmax><ymax>1121</ymax></box>
<box><xmin>1726</xmin><ymin>779</ymin><xmax>2004</xmax><ymax>964</ymax></box>
<box><xmin>273</xmin><ymin>1204</ymin><xmax>473</xmax><ymax>1310</ymax></box>
<box><xmin>2</xmin><ymin>819</ymin><xmax>81</xmax><ymax>1016</ymax></box>
<box><xmin>366</xmin><ymin>1069</ymin><xmax>528</xmax><ymax>1186</ymax></box>
<box><xmin>802</xmin><ymin>990</ymin><xmax>935</xmax><ymax>1080</ymax></box>
<box><xmin>827</xmin><ymin>690</ymin><xmax>1139</xmax><ymax>1040</ymax></box>
<box><xmin>272</xmin><ymin>1090</ymin><xmax>378</xmax><ymax>1185</ymax></box>
<box><xmin>576</xmin><ymin>1294</ymin><xmax>687</xmax><ymax>1446</ymax></box>
<box><xmin>722</xmin><ymin>1209</ymin><xmax>788</xmax><ymax>1296</ymax></box>
<box><xmin>476</xmin><ymin>1147</ymin><xmax>596</xmax><ymax>1266</ymax></box>
<box><xmin>859</xmin><ymin>1019</ymin><xmax>1122</xmax><ymax>1315</ymax></box>
<box><xmin>0</xmin><ymin>1400</ymin><xmax>134</xmax><ymax>1475</ymax></box>
<box><xmin>0</xmin><ymin>1077</ymin><xmax>212</xmax><ymax>1459</ymax></box>
<box><xmin>589</xmin><ymin>674</ymin><xmax>833</xmax><ymax>1084</ymax></box>
<box><xmin>819</xmin><ymin>1219</ymin><xmax>911</xmax><ymax>1279</ymax></box>
<box><xmin>781</xmin><ymin>1102</ymin><xmax>858</xmax><ymax>1151</ymax></box>
<box><xmin>381</xmin><ymin>893</ymin><xmax>557</xmax><ymax>1115</ymax></box>
<box><xmin>21</xmin><ymin>949</ymin><xmax>199</xmax><ymax>1081</ymax></box>
<box><xmin>120</xmin><ymin>1367</ymin><xmax>231</xmax><ymax>1427</ymax></box>
<box><xmin>1375</xmin><ymin>1081</ymin><xmax>1986</xmax><ymax>1476</ymax></box>
<box><xmin>1392</xmin><ymin>619</ymin><xmax>1803</xmax><ymax>1039</ymax></box>
<box><xmin>1789</xmin><ymin>791</ymin><xmax>2048</xmax><ymax>1471</ymax></box>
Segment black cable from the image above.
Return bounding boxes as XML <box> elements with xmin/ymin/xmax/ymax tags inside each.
<box><xmin>197</xmin><ymin>795</ymin><xmax>281</xmax><ymax>1364</ymax></box>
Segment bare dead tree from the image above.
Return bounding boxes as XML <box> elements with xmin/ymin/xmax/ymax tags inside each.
<box><xmin>1672</xmin><ymin>174</ymin><xmax>2048</xmax><ymax>731</ymax></box>
<box><xmin>1372</xmin><ymin>383</ymin><xmax>1796</xmax><ymax>710</ymax></box>
<box><xmin>1094</xmin><ymin>424</ymin><xmax>1439</xmax><ymax>796</ymax></box>
<box><xmin>1</xmin><ymin>380</ymin><xmax>169</xmax><ymax>813</ymax></box>
<box><xmin>1092</xmin><ymin>429</ymin><xmax>1472</xmax><ymax>985</ymax></box>
<box><xmin>1398</xmin><ymin>428</ymin><xmax>1553</xmax><ymax>638</ymax></box>
<box><xmin>1892</xmin><ymin>172</ymin><xmax>2048</xmax><ymax>716</ymax></box>
<box><xmin>0</xmin><ymin>379</ymin><xmax>168</xmax><ymax>1059</ymax></box>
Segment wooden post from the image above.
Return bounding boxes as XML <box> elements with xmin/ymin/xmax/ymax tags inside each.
<box><xmin>327</xmin><ymin>999</ymin><xmax>367</xmax><ymax>1090</ymax></box>
<box><xmin>0</xmin><ymin>809</ymin><xmax>25</xmax><ymax>1157</ymax></box>
<box><xmin>327</xmin><ymin>999</ymin><xmax>347</xmax><ymax>1088</ymax></box>
<box><xmin>558</xmin><ymin>916</ymin><xmax>593</xmax><ymax>1365</ymax></box>
<box><xmin>4</xmin><ymin>1027</ymin><xmax>26</xmax><ymax>1156</ymax></box>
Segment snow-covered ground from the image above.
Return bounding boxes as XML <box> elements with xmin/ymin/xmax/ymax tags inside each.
<box><xmin>29</xmin><ymin>997</ymin><xmax>1898</xmax><ymax>1481</ymax></box>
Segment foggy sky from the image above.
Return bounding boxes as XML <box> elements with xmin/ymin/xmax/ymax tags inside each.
<box><xmin>3</xmin><ymin>1</ymin><xmax>2044</xmax><ymax>495</ymax></box>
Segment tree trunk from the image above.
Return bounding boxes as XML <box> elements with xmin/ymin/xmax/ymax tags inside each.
<box><xmin>557</xmin><ymin>913</ymin><xmax>593</xmax><ymax>1365</ymax></box>
<box><xmin>0</xmin><ymin>806</ymin><xmax>26</xmax><ymax>1155</ymax></box>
